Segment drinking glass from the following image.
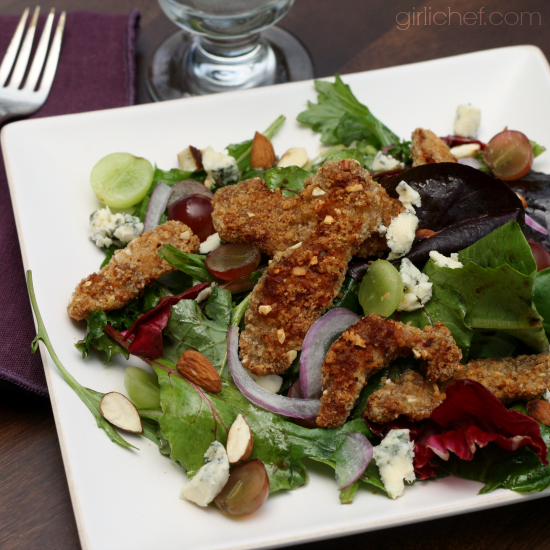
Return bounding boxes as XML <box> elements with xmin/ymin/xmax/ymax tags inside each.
<box><xmin>148</xmin><ymin>0</ymin><xmax>314</xmax><ymax>100</ymax></box>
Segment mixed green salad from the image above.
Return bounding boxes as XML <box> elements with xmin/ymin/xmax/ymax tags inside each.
<box><xmin>29</xmin><ymin>76</ymin><xmax>550</xmax><ymax>516</ymax></box>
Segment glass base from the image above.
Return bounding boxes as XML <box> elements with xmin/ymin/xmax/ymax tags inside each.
<box><xmin>147</xmin><ymin>26</ymin><xmax>314</xmax><ymax>100</ymax></box>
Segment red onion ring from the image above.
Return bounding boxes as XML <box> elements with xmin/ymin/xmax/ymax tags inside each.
<box><xmin>144</xmin><ymin>182</ymin><xmax>173</xmax><ymax>231</ymax></box>
<box><xmin>299</xmin><ymin>308</ymin><xmax>360</xmax><ymax>399</ymax></box>
<box><xmin>227</xmin><ymin>327</ymin><xmax>320</xmax><ymax>419</ymax></box>
<box><xmin>335</xmin><ymin>432</ymin><xmax>373</xmax><ymax>489</ymax></box>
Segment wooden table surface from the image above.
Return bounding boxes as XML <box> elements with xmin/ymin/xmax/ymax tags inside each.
<box><xmin>2</xmin><ymin>0</ymin><xmax>550</xmax><ymax>549</ymax></box>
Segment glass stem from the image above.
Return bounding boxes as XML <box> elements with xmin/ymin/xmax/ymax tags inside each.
<box><xmin>198</xmin><ymin>34</ymin><xmax>262</xmax><ymax>59</ymax></box>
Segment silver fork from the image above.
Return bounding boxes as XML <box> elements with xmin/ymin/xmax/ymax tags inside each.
<box><xmin>0</xmin><ymin>7</ymin><xmax>65</xmax><ymax>124</ymax></box>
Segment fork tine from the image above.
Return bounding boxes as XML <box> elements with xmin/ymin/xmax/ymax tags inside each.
<box><xmin>0</xmin><ymin>7</ymin><xmax>29</xmax><ymax>87</ymax></box>
<box><xmin>35</xmin><ymin>11</ymin><xmax>65</xmax><ymax>98</ymax></box>
<box><xmin>24</xmin><ymin>8</ymin><xmax>55</xmax><ymax>92</ymax></box>
<box><xmin>8</xmin><ymin>6</ymin><xmax>40</xmax><ymax>89</ymax></box>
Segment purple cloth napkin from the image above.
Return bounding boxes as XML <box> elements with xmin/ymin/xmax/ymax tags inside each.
<box><xmin>0</xmin><ymin>10</ymin><xmax>140</xmax><ymax>396</ymax></box>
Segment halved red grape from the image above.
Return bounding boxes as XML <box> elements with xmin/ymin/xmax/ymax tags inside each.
<box><xmin>167</xmin><ymin>194</ymin><xmax>214</xmax><ymax>242</ymax></box>
<box><xmin>205</xmin><ymin>243</ymin><xmax>261</xmax><ymax>281</ymax></box>
<box><xmin>214</xmin><ymin>459</ymin><xmax>270</xmax><ymax>516</ymax></box>
<box><xmin>528</xmin><ymin>240</ymin><xmax>550</xmax><ymax>271</ymax></box>
<box><xmin>483</xmin><ymin>130</ymin><xmax>534</xmax><ymax>181</ymax></box>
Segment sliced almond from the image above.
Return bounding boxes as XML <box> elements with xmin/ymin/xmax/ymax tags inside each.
<box><xmin>250</xmin><ymin>132</ymin><xmax>276</xmax><ymax>169</ymax></box>
<box><xmin>527</xmin><ymin>399</ymin><xmax>550</xmax><ymax>426</ymax></box>
<box><xmin>99</xmin><ymin>392</ymin><xmax>143</xmax><ymax>433</ymax></box>
<box><xmin>177</xmin><ymin>350</ymin><xmax>222</xmax><ymax>393</ymax></box>
<box><xmin>277</xmin><ymin>147</ymin><xmax>308</xmax><ymax>168</ymax></box>
<box><xmin>177</xmin><ymin>145</ymin><xmax>203</xmax><ymax>171</ymax></box>
<box><xmin>226</xmin><ymin>414</ymin><xmax>254</xmax><ymax>464</ymax></box>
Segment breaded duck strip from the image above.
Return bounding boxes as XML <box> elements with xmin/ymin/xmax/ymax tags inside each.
<box><xmin>67</xmin><ymin>220</ymin><xmax>199</xmax><ymax>320</ymax></box>
<box><xmin>411</xmin><ymin>128</ymin><xmax>457</xmax><ymax>167</ymax></box>
<box><xmin>366</xmin><ymin>370</ymin><xmax>446</xmax><ymax>424</ymax></box>
<box><xmin>240</xmin><ymin>159</ymin><xmax>398</xmax><ymax>376</ymax></box>
<box><xmin>212</xmin><ymin>174</ymin><xmax>402</xmax><ymax>259</ymax></box>
<box><xmin>316</xmin><ymin>315</ymin><xmax>462</xmax><ymax>428</ymax></box>
<box><xmin>452</xmin><ymin>353</ymin><xmax>550</xmax><ymax>403</ymax></box>
<box><xmin>211</xmin><ymin>177</ymin><xmax>316</xmax><ymax>257</ymax></box>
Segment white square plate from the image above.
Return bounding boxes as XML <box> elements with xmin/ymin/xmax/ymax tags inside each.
<box><xmin>4</xmin><ymin>45</ymin><xmax>550</xmax><ymax>550</ymax></box>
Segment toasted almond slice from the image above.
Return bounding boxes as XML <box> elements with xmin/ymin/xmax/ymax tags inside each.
<box><xmin>177</xmin><ymin>350</ymin><xmax>222</xmax><ymax>393</ymax></box>
<box><xmin>226</xmin><ymin>414</ymin><xmax>254</xmax><ymax>464</ymax></box>
<box><xmin>177</xmin><ymin>145</ymin><xmax>203</xmax><ymax>171</ymax></box>
<box><xmin>100</xmin><ymin>392</ymin><xmax>143</xmax><ymax>433</ymax></box>
<box><xmin>250</xmin><ymin>132</ymin><xmax>276</xmax><ymax>169</ymax></box>
<box><xmin>277</xmin><ymin>147</ymin><xmax>308</xmax><ymax>168</ymax></box>
<box><xmin>527</xmin><ymin>399</ymin><xmax>550</xmax><ymax>426</ymax></box>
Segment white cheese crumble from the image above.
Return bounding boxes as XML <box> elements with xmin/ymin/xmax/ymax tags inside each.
<box><xmin>199</xmin><ymin>232</ymin><xmax>221</xmax><ymax>254</ymax></box>
<box><xmin>380</xmin><ymin>181</ymin><xmax>421</xmax><ymax>260</ymax></box>
<box><xmin>373</xmin><ymin>429</ymin><xmax>415</xmax><ymax>499</ymax></box>
<box><xmin>543</xmin><ymin>389</ymin><xmax>550</xmax><ymax>403</ymax></box>
<box><xmin>397</xmin><ymin>258</ymin><xmax>432</xmax><ymax>311</ymax></box>
<box><xmin>180</xmin><ymin>441</ymin><xmax>229</xmax><ymax>507</ymax></box>
<box><xmin>372</xmin><ymin>151</ymin><xmax>404</xmax><ymax>172</ymax></box>
<box><xmin>429</xmin><ymin>250</ymin><xmax>463</xmax><ymax>269</ymax></box>
<box><xmin>453</xmin><ymin>104</ymin><xmax>481</xmax><ymax>138</ymax></box>
<box><xmin>396</xmin><ymin>181</ymin><xmax>421</xmax><ymax>210</ymax></box>
<box><xmin>201</xmin><ymin>147</ymin><xmax>239</xmax><ymax>185</ymax></box>
<box><xmin>89</xmin><ymin>206</ymin><xmax>143</xmax><ymax>249</ymax></box>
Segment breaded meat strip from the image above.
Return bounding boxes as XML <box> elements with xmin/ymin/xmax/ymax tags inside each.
<box><xmin>211</xmin><ymin>177</ymin><xmax>316</xmax><ymax>257</ymax></box>
<box><xmin>212</xmin><ymin>173</ymin><xmax>402</xmax><ymax>259</ymax></box>
<box><xmin>366</xmin><ymin>370</ymin><xmax>446</xmax><ymax>424</ymax></box>
<box><xmin>452</xmin><ymin>353</ymin><xmax>550</xmax><ymax>404</ymax></box>
<box><xmin>240</xmin><ymin>159</ymin><xmax>399</xmax><ymax>376</ymax></box>
<box><xmin>67</xmin><ymin>220</ymin><xmax>199</xmax><ymax>320</ymax></box>
<box><xmin>411</xmin><ymin>128</ymin><xmax>457</xmax><ymax>167</ymax></box>
<box><xmin>316</xmin><ymin>315</ymin><xmax>462</xmax><ymax>428</ymax></box>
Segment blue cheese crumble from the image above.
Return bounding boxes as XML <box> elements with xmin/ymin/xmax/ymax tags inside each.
<box><xmin>89</xmin><ymin>206</ymin><xmax>143</xmax><ymax>249</ymax></box>
<box><xmin>429</xmin><ymin>250</ymin><xmax>463</xmax><ymax>269</ymax></box>
<box><xmin>379</xmin><ymin>181</ymin><xmax>421</xmax><ymax>260</ymax></box>
<box><xmin>453</xmin><ymin>104</ymin><xmax>481</xmax><ymax>138</ymax></box>
<box><xmin>199</xmin><ymin>232</ymin><xmax>222</xmax><ymax>254</ymax></box>
<box><xmin>180</xmin><ymin>441</ymin><xmax>230</xmax><ymax>507</ymax></box>
<box><xmin>202</xmin><ymin>147</ymin><xmax>239</xmax><ymax>186</ymax></box>
<box><xmin>373</xmin><ymin>429</ymin><xmax>415</xmax><ymax>499</ymax></box>
<box><xmin>372</xmin><ymin>151</ymin><xmax>404</xmax><ymax>172</ymax></box>
<box><xmin>398</xmin><ymin>258</ymin><xmax>432</xmax><ymax>311</ymax></box>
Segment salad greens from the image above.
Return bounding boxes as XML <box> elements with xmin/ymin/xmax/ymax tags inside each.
<box><xmin>29</xmin><ymin>76</ymin><xmax>550</xmax><ymax>514</ymax></box>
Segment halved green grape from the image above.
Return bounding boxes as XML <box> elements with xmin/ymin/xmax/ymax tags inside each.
<box><xmin>90</xmin><ymin>152</ymin><xmax>154</xmax><ymax>208</ymax></box>
<box><xmin>358</xmin><ymin>259</ymin><xmax>403</xmax><ymax>317</ymax></box>
<box><xmin>124</xmin><ymin>366</ymin><xmax>161</xmax><ymax>409</ymax></box>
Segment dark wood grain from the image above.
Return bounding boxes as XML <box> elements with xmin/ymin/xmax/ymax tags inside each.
<box><xmin>2</xmin><ymin>1</ymin><xmax>550</xmax><ymax>549</ymax></box>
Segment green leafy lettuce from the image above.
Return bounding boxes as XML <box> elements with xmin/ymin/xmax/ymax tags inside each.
<box><xmin>297</xmin><ymin>75</ymin><xmax>402</xmax><ymax>149</ymax></box>
<box><xmin>399</xmin><ymin>222</ymin><xmax>549</xmax><ymax>360</ymax></box>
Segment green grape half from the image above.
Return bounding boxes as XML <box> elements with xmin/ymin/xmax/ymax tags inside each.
<box><xmin>90</xmin><ymin>152</ymin><xmax>154</xmax><ymax>208</ymax></box>
<box><xmin>358</xmin><ymin>259</ymin><xmax>403</xmax><ymax>317</ymax></box>
<box><xmin>124</xmin><ymin>366</ymin><xmax>161</xmax><ymax>409</ymax></box>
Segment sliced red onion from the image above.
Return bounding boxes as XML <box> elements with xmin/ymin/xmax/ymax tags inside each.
<box><xmin>334</xmin><ymin>432</ymin><xmax>373</xmax><ymax>489</ymax></box>
<box><xmin>167</xmin><ymin>180</ymin><xmax>213</xmax><ymax>208</ymax></box>
<box><xmin>525</xmin><ymin>214</ymin><xmax>549</xmax><ymax>235</ymax></box>
<box><xmin>227</xmin><ymin>327</ymin><xmax>320</xmax><ymax>419</ymax></box>
<box><xmin>144</xmin><ymin>182</ymin><xmax>173</xmax><ymax>231</ymax></box>
<box><xmin>457</xmin><ymin>157</ymin><xmax>483</xmax><ymax>170</ymax></box>
<box><xmin>300</xmin><ymin>308</ymin><xmax>360</xmax><ymax>399</ymax></box>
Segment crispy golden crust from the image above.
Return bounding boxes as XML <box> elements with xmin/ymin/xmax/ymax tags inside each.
<box><xmin>411</xmin><ymin>128</ymin><xmax>456</xmax><ymax>167</ymax></box>
<box><xmin>452</xmin><ymin>353</ymin><xmax>550</xmax><ymax>403</ymax></box>
<box><xmin>239</xmin><ymin>159</ymin><xmax>399</xmax><ymax>376</ymax></box>
<box><xmin>212</xmin><ymin>178</ymin><xmax>316</xmax><ymax>256</ymax></box>
<box><xmin>67</xmin><ymin>220</ymin><xmax>200</xmax><ymax>320</ymax></box>
<box><xmin>316</xmin><ymin>315</ymin><xmax>462</xmax><ymax>428</ymax></box>
<box><xmin>212</xmin><ymin>174</ymin><xmax>402</xmax><ymax>259</ymax></box>
<box><xmin>365</xmin><ymin>370</ymin><xmax>446</xmax><ymax>424</ymax></box>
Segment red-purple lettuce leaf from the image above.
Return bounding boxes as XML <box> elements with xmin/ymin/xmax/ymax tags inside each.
<box><xmin>417</xmin><ymin>380</ymin><xmax>548</xmax><ymax>478</ymax></box>
<box><xmin>379</xmin><ymin>163</ymin><xmax>524</xmax><ymax>265</ymax></box>
<box><xmin>123</xmin><ymin>282</ymin><xmax>209</xmax><ymax>359</ymax></box>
